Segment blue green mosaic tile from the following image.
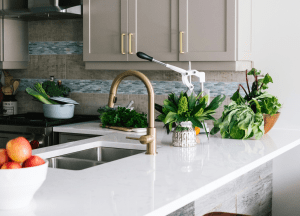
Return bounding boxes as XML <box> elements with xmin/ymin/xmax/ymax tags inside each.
<box><xmin>19</xmin><ymin>78</ymin><xmax>247</xmax><ymax>97</ymax></box>
<box><xmin>29</xmin><ymin>41</ymin><xmax>83</xmax><ymax>55</ymax></box>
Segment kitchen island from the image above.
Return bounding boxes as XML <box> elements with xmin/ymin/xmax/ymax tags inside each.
<box><xmin>1</xmin><ymin>122</ymin><xmax>300</xmax><ymax>216</ymax></box>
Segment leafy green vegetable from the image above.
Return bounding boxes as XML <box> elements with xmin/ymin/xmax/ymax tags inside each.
<box><xmin>42</xmin><ymin>81</ymin><xmax>71</xmax><ymax>97</ymax></box>
<box><xmin>33</xmin><ymin>83</ymin><xmax>58</xmax><ymax>104</ymax></box>
<box><xmin>210</xmin><ymin>101</ymin><xmax>264</xmax><ymax>140</ymax></box>
<box><xmin>155</xmin><ymin>91</ymin><xmax>226</xmax><ymax>137</ymax></box>
<box><xmin>230</xmin><ymin>68</ymin><xmax>281</xmax><ymax>116</ymax></box>
<box><xmin>26</xmin><ymin>87</ymin><xmax>56</xmax><ymax>104</ymax></box>
<box><xmin>100</xmin><ymin>107</ymin><xmax>147</xmax><ymax>128</ymax></box>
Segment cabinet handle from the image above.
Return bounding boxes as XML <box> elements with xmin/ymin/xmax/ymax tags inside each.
<box><xmin>121</xmin><ymin>33</ymin><xmax>126</xmax><ymax>55</ymax></box>
<box><xmin>180</xmin><ymin>31</ymin><xmax>184</xmax><ymax>54</ymax></box>
<box><xmin>129</xmin><ymin>33</ymin><xmax>133</xmax><ymax>54</ymax></box>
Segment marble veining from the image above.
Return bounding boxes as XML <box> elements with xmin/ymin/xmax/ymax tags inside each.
<box><xmin>19</xmin><ymin>78</ymin><xmax>247</xmax><ymax>97</ymax></box>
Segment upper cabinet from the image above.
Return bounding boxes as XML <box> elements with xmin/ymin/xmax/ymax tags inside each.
<box><xmin>0</xmin><ymin>19</ymin><xmax>28</xmax><ymax>69</ymax></box>
<box><xmin>127</xmin><ymin>0</ymin><xmax>178</xmax><ymax>61</ymax></box>
<box><xmin>84</xmin><ymin>0</ymin><xmax>252</xmax><ymax>71</ymax></box>
<box><xmin>179</xmin><ymin>0</ymin><xmax>235</xmax><ymax>61</ymax></box>
<box><xmin>83</xmin><ymin>0</ymin><xmax>178</xmax><ymax>62</ymax></box>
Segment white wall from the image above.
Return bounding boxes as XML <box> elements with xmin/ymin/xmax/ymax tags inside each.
<box><xmin>252</xmin><ymin>1</ymin><xmax>300</xmax><ymax>215</ymax></box>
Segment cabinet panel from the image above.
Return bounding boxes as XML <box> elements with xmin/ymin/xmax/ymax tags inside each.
<box><xmin>179</xmin><ymin>0</ymin><xmax>235</xmax><ymax>61</ymax></box>
<box><xmin>128</xmin><ymin>0</ymin><xmax>178</xmax><ymax>61</ymax></box>
<box><xmin>83</xmin><ymin>0</ymin><xmax>128</xmax><ymax>61</ymax></box>
<box><xmin>3</xmin><ymin>19</ymin><xmax>28</xmax><ymax>62</ymax></box>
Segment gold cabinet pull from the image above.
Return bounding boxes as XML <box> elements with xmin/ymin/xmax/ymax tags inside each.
<box><xmin>121</xmin><ymin>33</ymin><xmax>126</xmax><ymax>55</ymax></box>
<box><xmin>129</xmin><ymin>33</ymin><xmax>133</xmax><ymax>54</ymax></box>
<box><xmin>180</xmin><ymin>31</ymin><xmax>184</xmax><ymax>54</ymax></box>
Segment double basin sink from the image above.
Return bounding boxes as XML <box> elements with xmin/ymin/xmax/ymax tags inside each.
<box><xmin>47</xmin><ymin>146</ymin><xmax>145</xmax><ymax>170</ymax></box>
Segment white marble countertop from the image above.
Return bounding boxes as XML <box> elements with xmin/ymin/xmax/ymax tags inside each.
<box><xmin>2</xmin><ymin>119</ymin><xmax>300</xmax><ymax>216</ymax></box>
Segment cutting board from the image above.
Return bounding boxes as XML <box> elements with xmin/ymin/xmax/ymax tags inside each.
<box><xmin>99</xmin><ymin>124</ymin><xmax>147</xmax><ymax>133</ymax></box>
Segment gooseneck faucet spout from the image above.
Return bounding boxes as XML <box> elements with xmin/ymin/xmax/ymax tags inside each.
<box><xmin>108</xmin><ymin>70</ymin><xmax>157</xmax><ymax>155</ymax></box>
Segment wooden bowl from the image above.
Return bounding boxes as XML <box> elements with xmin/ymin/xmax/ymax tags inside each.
<box><xmin>263</xmin><ymin>112</ymin><xmax>280</xmax><ymax>134</ymax></box>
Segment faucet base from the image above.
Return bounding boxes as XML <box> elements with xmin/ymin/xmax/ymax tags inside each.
<box><xmin>145</xmin><ymin>127</ymin><xmax>157</xmax><ymax>155</ymax></box>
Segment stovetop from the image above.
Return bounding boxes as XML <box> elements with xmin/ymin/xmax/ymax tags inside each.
<box><xmin>0</xmin><ymin>112</ymin><xmax>99</xmax><ymax>127</ymax></box>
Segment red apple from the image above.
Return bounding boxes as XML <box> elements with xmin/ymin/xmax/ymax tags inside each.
<box><xmin>1</xmin><ymin>162</ymin><xmax>22</xmax><ymax>169</ymax></box>
<box><xmin>6</xmin><ymin>137</ymin><xmax>32</xmax><ymax>163</ymax></box>
<box><xmin>23</xmin><ymin>155</ymin><xmax>45</xmax><ymax>168</ymax></box>
<box><xmin>0</xmin><ymin>149</ymin><xmax>9</xmax><ymax>167</ymax></box>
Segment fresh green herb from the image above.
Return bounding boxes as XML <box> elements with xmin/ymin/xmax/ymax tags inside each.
<box><xmin>155</xmin><ymin>91</ymin><xmax>226</xmax><ymax>137</ymax></box>
<box><xmin>42</xmin><ymin>81</ymin><xmax>71</xmax><ymax>97</ymax></box>
<box><xmin>210</xmin><ymin>101</ymin><xmax>264</xmax><ymax>140</ymax></box>
<box><xmin>100</xmin><ymin>107</ymin><xmax>147</xmax><ymax>128</ymax></box>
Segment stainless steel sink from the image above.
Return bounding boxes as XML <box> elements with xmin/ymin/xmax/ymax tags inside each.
<box><xmin>48</xmin><ymin>157</ymin><xmax>105</xmax><ymax>170</ymax></box>
<box><xmin>47</xmin><ymin>147</ymin><xmax>145</xmax><ymax>170</ymax></box>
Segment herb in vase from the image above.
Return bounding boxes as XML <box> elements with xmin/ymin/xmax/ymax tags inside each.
<box><xmin>210</xmin><ymin>68</ymin><xmax>282</xmax><ymax>140</ymax></box>
<box><xmin>155</xmin><ymin>91</ymin><xmax>226</xmax><ymax>137</ymax></box>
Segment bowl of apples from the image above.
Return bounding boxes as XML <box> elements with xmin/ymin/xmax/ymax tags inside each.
<box><xmin>0</xmin><ymin>137</ymin><xmax>48</xmax><ymax>210</ymax></box>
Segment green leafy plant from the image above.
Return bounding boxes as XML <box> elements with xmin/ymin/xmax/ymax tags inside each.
<box><xmin>42</xmin><ymin>81</ymin><xmax>71</xmax><ymax>97</ymax></box>
<box><xmin>99</xmin><ymin>107</ymin><xmax>147</xmax><ymax>128</ymax></box>
<box><xmin>210</xmin><ymin>101</ymin><xmax>264</xmax><ymax>140</ymax></box>
<box><xmin>155</xmin><ymin>91</ymin><xmax>226</xmax><ymax>137</ymax></box>
<box><xmin>211</xmin><ymin>68</ymin><xmax>281</xmax><ymax>140</ymax></box>
<box><xmin>231</xmin><ymin>68</ymin><xmax>281</xmax><ymax>115</ymax></box>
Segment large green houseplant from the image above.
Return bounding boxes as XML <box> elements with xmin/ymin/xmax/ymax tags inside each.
<box><xmin>155</xmin><ymin>91</ymin><xmax>226</xmax><ymax>138</ymax></box>
<box><xmin>210</xmin><ymin>68</ymin><xmax>282</xmax><ymax>140</ymax></box>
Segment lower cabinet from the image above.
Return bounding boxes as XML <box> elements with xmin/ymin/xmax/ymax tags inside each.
<box><xmin>59</xmin><ymin>133</ymin><xmax>99</xmax><ymax>144</ymax></box>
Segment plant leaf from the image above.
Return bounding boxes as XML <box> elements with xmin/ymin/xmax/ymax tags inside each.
<box><xmin>164</xmin><ymin>112</ymin><xmax>177</xmax><ymax>124</ymax></box>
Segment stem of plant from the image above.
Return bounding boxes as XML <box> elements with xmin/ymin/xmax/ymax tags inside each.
<box><xmin>239</xmin><ymin>84</ymin><xmax>249</xmax><ymax>98</ymax></box>
<box><xmin>245</xmin><ymin>70</ymin><xmax>251</xmax><ymax>94</ymax></box>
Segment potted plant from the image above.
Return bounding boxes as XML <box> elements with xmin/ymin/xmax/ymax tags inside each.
<box><xmin>155</xmin><ymin>91</ymin><xmax>226</xmax><ymax>147</ymax></box>
<box><xmin>210</xmin><ymin>68</ymin><xmax>282</xmax><ymax>139</ymax></box>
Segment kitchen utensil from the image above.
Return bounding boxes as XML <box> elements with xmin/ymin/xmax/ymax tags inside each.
<box><xmin>0</xmin><ymin>160</ymin><xmax>48</xmax><ymax>210</ymax></box>
<box><xmin>50</xmin><ymin>97</ymin><xmax>79</xmax><ymax>105</ymax></box>
<box><xmin>100</xmin><ymin>124</ymin><xmax>147</xmax><ymax>133</ymax></box>
<box><xmin>136</xmin><ymin>52</ymin><xmax>206</xmax><ymax>96</ymax></box>
<box><xmin>43</xmin><ymin>104</ymin><xmax>75</xmax><ymax>119</ymax></box>
<box><xmin>12</xmin><ymin>80</ymin><xmax>20</xmax><ymax>95</ymax></box>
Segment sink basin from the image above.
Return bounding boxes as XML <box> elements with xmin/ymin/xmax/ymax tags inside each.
<box><xmin>62</xmin><ymin>146</ymin><xmax>145</xmax><ymax>162</ymax></box>
<box><xmin>47</xmin><ymin>147</ymin><xmax>145</xmax><ymax>170</ymax></box>
<box><xmin>48</xmin><ymin>157</ymin><xmax>105</xmax><ymax>170</ymax></box>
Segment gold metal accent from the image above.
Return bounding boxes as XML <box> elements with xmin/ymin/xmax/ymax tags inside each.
<box><xmin>129</xmin><ymin>33</ymin><xmax>133</xmax><ymax>54</ymax></box>
<box><xmin>180</xmin><ymin>31</ymin><xmax>184</xmax><ymax>54</ymax></box>
<box><xmin>108</xmin><ymin>70</ymin><xmax>157</xmax><ymax>155</ymax></box>
<box><xmin>121</xmin><ymin>33</ymin><xmax>126</xmax><ymax>54</ymax></box>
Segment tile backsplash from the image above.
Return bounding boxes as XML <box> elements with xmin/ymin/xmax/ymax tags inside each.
<box><xmin>7</xmin><ymin>19</ymin><xmax>252</xmax><ymax>125</ymax></box>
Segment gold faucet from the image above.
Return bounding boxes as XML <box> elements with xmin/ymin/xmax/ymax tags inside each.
<box><xmin>108</xmin><ymin>70</ymin><xmax>157</xmax><ymax>155</ymax></box>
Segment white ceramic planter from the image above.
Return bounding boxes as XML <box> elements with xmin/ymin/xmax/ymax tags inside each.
<box><xmin>172</xmin><ymin>121</ymin><xmax>197</xmax><ymax>147</ymax></box>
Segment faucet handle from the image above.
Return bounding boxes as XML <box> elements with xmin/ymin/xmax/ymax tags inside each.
<box><xmin>126</xmin><ymin>135</ymin><xmax>154</xmax><ymax>144</ymax></box>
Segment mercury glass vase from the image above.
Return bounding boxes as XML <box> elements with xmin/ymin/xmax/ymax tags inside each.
<box><xmin>172</xmin><ymin>121</ymin><xmax>197</xmax><ymax>147</ymax></box>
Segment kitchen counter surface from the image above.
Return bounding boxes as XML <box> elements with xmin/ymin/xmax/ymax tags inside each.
<box><xmin>2</xmin><ymin>123</ymin><xmax>300</xmax><ymax>216</ymax></box>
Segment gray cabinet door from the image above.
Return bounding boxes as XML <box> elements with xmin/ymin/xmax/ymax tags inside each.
<box><xmin>179</xmin><ymin>0</ymin><xmax>236</xmax><ymax>61</ymax></box>
<box><xmin>83</xmin><ymin>0</ymin><xmax>128</xmax><ymax>61</ymax></box>
<box><xmin>128</xmin><ymin>0</ymin><xmax>179</xmax><ymax>61</ymax></box>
